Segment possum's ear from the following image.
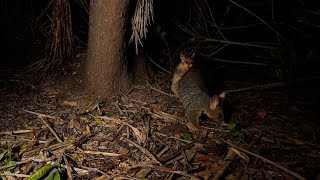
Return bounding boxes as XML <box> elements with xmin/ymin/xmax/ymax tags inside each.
<box><xmin>218</xmin><ymin>92</ymin><xmax>226</xmax><ymax>105</ymax></box>
<box><xmin>210</xmin><ymin>95</ymin><xmax>220</xmax><ymax>110</ymax></box>
<box><xmin>219</xmin><ymin>92</ymin><xmax>226</xmax><ymax>100</ymax></box>
<box><xmin>180</xmin><ymin>53</ymin><xmax>186</xmax><ymax>62</ymax></box>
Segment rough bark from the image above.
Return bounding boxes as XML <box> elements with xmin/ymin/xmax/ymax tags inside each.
<box><xmin>85</xmin><ymin>0</ymin><xmax>130</xmax><ymax>99</ymax></box>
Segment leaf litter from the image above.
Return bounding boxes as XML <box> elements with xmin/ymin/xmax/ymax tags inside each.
<box><xmin>0</xmin><ymin>72</ymin><xmax>319</xmax><ymax>180</ymax></box>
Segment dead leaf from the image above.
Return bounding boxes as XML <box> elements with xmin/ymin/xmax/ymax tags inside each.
<box><xmin>150</xmin><ymin>103</ymin><xmax>161</xmax><ymax>111</ymax></box>
<box><xmin>204</xmin><ymin>164</ymin><xmax>224</xmax><ymax>180</ymax></box>
<box><xmin>194</xmin><ymin>154</ymin><xmax>215</xmax><ymax>162</ymax></box>
<box><xmin>127</xmin><ymin>124</ymin><xmax>147</xmax><ymax>144</ymax></box>
<box><xmin>118</xmin><ymin>146</ymin><xmax>129</xmax><ymax>154</ymax></box>
<box><xmin>204</xmin><ymin>165</ymin><xmax>214</xmax><ymax>180</ymax></box>
<box><xmin>69</xmin><ymin>118</ymin><xmax>82</xmax><ymax>130</ymax></box>
<box><xmin>60</xmin><ymin>100</ymin><xmax>77</xmax><ymax>107</ymax></box>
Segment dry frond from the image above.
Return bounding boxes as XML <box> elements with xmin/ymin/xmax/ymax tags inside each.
<box><xmin>76</xmin><ymin>0</ymin><xmax>89</xmax><ymax>15</ymax></box>
<box><xmin>23</xmin><ymin>0</ymin><xmax>74</xmax><ymax>78</ymax></box>
<box><xmin>130</xmin><ymin>0</ymin><xmax>154</xmax><ymax>54</ymax></box>
<box><xmin>45</xmin><ymin>0</ymin><xmax>73</xmax><ymax>69</ymax></box>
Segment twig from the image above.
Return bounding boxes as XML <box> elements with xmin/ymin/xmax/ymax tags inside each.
<box><xmin>207</xmin><ymin>56</ymin><xmax>270</xmax><ymax>66</ymax></box>
<box><xmin>139</xmin><ymin>106</ymin><xmax>183</xmax><ymax>123</ymax></box>
<box><xmin>147</xmin><ymin>56</ymin><xmax>172</xmax><ymax>74</ymax></box>
<box><xmin>106</xmin><ymin>175</ymin><xmax>142</xmax><ymax>180</ymax></box>
<box><xmin>23</xmin><ymin>110</ymin><xmax>57</xmax><ymax>119</ymax></box>
<box><xmin>225</xmin><ymin>82</ymin><xmax>285</xmax><ymax>93</ymax></box>
<box><xmin>80</xmin><ymin>166</ymin><xmax>107</xmax><ymax>175</ymax></box>
<box><xmin>0</xmin><ymin>129</ymin><xmax>33</xmax><ymax>135</ymax></box>
<box><xmin>75</xmin><ymin>149</ymin><xmax>121</xmax><ymax>157</ymax></box>
<box><xmin>202</xmin><ymin>38</ymin><xmax>276</xmax><ymax>49</ymax></box>
<box><xmin>155</xmin><ymin>132</ymin><xmax>192</xmax><ymax>143</ymax></box>
<box><xmin>202</xmin><ymin>126</ymin><xmax>230</xmax><ymax>132</ymax></box>
<box><xmin>44</xmin><ymin>132</ymin><xmax>91</xmax><ymax>152</ymax></box>
<box><xmin>112</xmin><ymin>101</ymin><xmax>127</xmax><ymax>117</ymax></box>
<box><xmin>75</xmin><ymin>148</ymin><xmax>136</xmax><ymax>164</ymax></box>
<box><xmin>227</xmin><ymin>0</ymin><xmax>283</xmax><ymax>40</ymax></box>
<box><xmin>206</xmin><ymin>44</ymin><xmax>229</xmax><ymax>57</ymax></box>
<box><xmin>147</xmin><ymin>84</ymin><xmax>176</xmax><ymax>98</ymax></box>
<box><xmin>63</xmin><ymin>154</ymin><xmax>73</xmax><ymax>180</ymax></box>
<box><xmin>96</xmin><ymin>115</ymin><xmax>146</xmax><ymax>144</ymax></box>
<box><xmin>23</xmin><ymin>110</ymin><xmax>64</xmax><ymax>143</ymax></box>
<box><xmin>156</xmin><ymin>146</ymin><xmax>169</xmax><ymax>158</ymax></box>
<box><xmin>122</xmin><ymin>137</ymin><xmax>162</xmax><ymax>165</ymax></box>
<box><xmin>195</xmin><ymin>1</ymin><xmax>210</xmax><ymax>38</ymax></box>
<box><xmin>154</xmin><ymin>132</ymin><xmax>204</xmax><ymax>149</ymax></box>
<box><xmin>41</xmin><ymin>117</ymin><xmax>63</xmax><ymax>143</ymax></box>
<box><xmin>178</xmin><ymin>24</ymin><xmax>276</xmax><ymax>50</ymax></box>
<box><xmin>0</xmin><ymin>158</ymin><xmax>33</xmax><ymax>170</ymax></box>
<box><xmin>0</xmin><ymin>173</ymin><xmax>30</xmax><ymax>178</ymax></box>
<box><xmin>222</xmin><ymin>140</ymin><xmax>306</xmax><ymax>180</ymax></box>
<box><xmin>204</xmin><ymin>0</ymin><xmax>227</xmax><ymax>40</ymax></box>
<box><xmin>159</xmin><ymin>142</ymin><xmax>195</xmax><ymax>163</ymax></box>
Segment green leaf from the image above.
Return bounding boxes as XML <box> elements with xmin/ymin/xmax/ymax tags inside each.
<box><xmin>0</xmin><ymin>151</ymin><xmax>6</xmax><ymax>161</ymax></box>
<box><xmin>80</xmin><ymin>116</ymin><xmax>88</xmax><ymax>121</ymax></box>
<box><xmin>86</xmin><ymin>125</ymin><xmax>91</xmax><ymax>133</ymax></box>
<box><xmin>3</xmin><ymin>160</ymin><xmax>16</xmax><ymax>171</ymax></box>
<box><xmin>28</xmin><ymin>164</ymin><xmax>56</xmax><ymax>180</ymax></box>
<box><xmin>53</xmin><ymin>171</ymin><xmax>61</xmax><ymax>180</ymax></box>
<box><xmin>95</xmin><ymin>118</ymin><xmax>103</xmax><ymax>125</ymax></box>
<box><xmin>46</xmin><ymin>170</ymin><xmax>61</xmax><ymax>180</ymax></box>
<box><xmin>21</xmin><ymin>144</ymin><xmax>28</xmax><ymax>150</ymax></box>
<box><xmin>182</xmin><ymin>133</ymin><xmax>193</xmax><ymax>141</ymax></box>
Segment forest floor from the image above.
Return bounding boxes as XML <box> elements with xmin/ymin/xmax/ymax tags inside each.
<box><xmin>0</xmin><ymin>52</ymin><xmax>319</xmax><ymax>180</ymax></box>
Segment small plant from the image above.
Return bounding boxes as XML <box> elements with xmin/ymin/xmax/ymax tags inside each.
<box><xmin>227</xmin><ymin>122</ymin><xmax>244</xmax><ymax>140</ymax></box>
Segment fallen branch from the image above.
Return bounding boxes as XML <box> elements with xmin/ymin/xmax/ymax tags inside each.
<box><xmin>214</xmin><ymin>134</ymin><xmax>264</xmax><ymax>179</ymax></box>
<box><xmin>222</xmin><ymin>140</ymin><xmax>306</xmax><ymax>180</ymax></box>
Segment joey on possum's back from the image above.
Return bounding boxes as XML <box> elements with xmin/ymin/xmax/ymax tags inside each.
<box><xmin>178</xmin><ymin>68</ymin><xmax>226</xmax><ymax>130</ymax></box>
<box><xmin>171</xmin><ymin>53</ymin><xmax>194</xmax><ymax>98</ymax></box>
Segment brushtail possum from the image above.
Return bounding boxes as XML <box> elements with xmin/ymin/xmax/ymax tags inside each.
<box><xmin>171</xmin><ymin>53</ymin><xmax>194</xmax><ymax>98</ymax></box>
<box><xmin>178</xmin><ymin>67</ymin><xmax>226</xmax><ymax>130</ymax></box>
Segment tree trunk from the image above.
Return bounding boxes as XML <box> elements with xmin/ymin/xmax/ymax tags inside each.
<box><xmin>85</xmin><ymin>0</ymin><xmax>131</xmax><ymax>99</ymax></box>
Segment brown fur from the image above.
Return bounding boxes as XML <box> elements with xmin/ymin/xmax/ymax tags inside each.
<box><xmin>178</xmin><ymin>68</ymin><xmax>226</xmax><ymax>130</ymax></box>
<box><xmin>171</xmin><ymin>53</ymin><xmax>194</xmax><ymax>97</ymax></box>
